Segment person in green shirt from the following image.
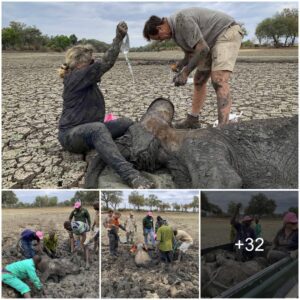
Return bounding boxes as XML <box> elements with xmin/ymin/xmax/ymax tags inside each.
<box><xmin>156</xmin><ymin>220</ymin><xmax>174</xmax><ymax>263</ymax></box>
<box><xmin>43</xmin><ymin>231</ymin><xmax>58</xmax><ymax>258</ymax></box>
<box><xmin>255</xmin><ymin>216</ymin><xmax>262</xmax><ymax>238</ymax></box>
<box><xmin>69</xmin><ymin>201</ymin><xmax>91</xmax><ymax>228</ymax></box>
<box><xmin>2</xmin><ymin>255</ymin><xmax>47</xmax><ymax>298</ymax></box>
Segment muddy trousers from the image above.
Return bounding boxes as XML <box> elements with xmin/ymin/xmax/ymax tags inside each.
<box><xmin>58</xmin><ymin>119</ymin><xmax>139</xmax><ymax>186</ymax></box>
<box><xmin>160</xmin><ymin>250</ymin><xmax>173</xmax><ymax>263</ymax></box>
<box><xmin>108</xmin><ymin>229</ymin><xmax>119</xmax><ymax>255</ymax></box>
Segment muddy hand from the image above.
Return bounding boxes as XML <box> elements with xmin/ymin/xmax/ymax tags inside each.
<box><xmin>116</xmin><ymin>21</ymin><xmax>128</xmax><ymax>39</ymax></box>
<box><xmin>173</xmin><ymin>70</ymin><xmax>188</xmax><ymax>86</ymax></box>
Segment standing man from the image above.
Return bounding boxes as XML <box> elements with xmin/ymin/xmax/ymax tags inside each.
<box><xmin>69</xmin><ymin>201</ymin><xmax>91</xmax><ymax>230</ymax></box>
<box><xmin>143</xmin><ymin>7</ymin><xmax>243</xmax><ymax>128</ymax></box>
<box><xmin>124</xmin><ymin>212</ymin><xmax>137</xmax><ymax>244</ymax></box>
<box><xmin>143</xmin><ymin>212</ymin><xmax>155</xmax><ymax>247</ymax></box>
<box><xmin>156</xmin><ymin>219</ymin><xmax>174</xmax><ymax>263</ymax></box>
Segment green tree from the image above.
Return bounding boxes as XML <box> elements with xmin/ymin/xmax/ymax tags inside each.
<box><xmin>190</xmin><ymin>196</ymin><xmax>199</xmax><ymax>212</ymax></box>
<box><xmin>227</xmin><ymin>201</ymin><xmax>243</xmax><ymax>216</ymax></box>
<box><xmin>2</xmin><ymin>191</ymin><xmax>19</xmax><ymax>208</ymax></box>
<box><xmin>69</xmin><ymin>34</ymin><xmax>78</xmax><ymax>45</ymax></box>
<box><xmin>48</xmin><ymin>35</ymin><xmax>71</xmax><ymax>51</ymax></box>
<box><xmin>71</xmin><ymin>191</ymin><xmax>99</xmax><ymax>206</ymax></box>
<box><xmin>128</xmin><ymin>191</ymin><xmax>145</xmax><ymax>210</ymax></box>
<box><xmin>245</xmin><ymin>193</ymin><xmax>276</xmax><ymax>216</ymax></box>
<box><xmin>109</xmin><ymin>191</ymin><xmax>123</xmax><ymax>210</ymax></box>
<box><xmin>288</xmin><ymin>207</ymin><xmax>298</xmax><ymax>215</ymax></box>
<box><xmin>146</xmin><ymin>194</ymin><xmax>159</xmax><ymax>210</ymax></box>
<box><xmin>172</xmin><ymin>202</ymin><xmax>181</xmax><ymax>212</ymax></box>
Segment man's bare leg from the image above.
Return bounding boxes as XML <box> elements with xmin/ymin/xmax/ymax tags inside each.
<box><xmin>175</xmin><ymin>70</ymin><xmax>210</xmax><ymax>129</ymax></box>
<box><xmin>211</xmin><ymin>70</ymin><xmax>232</xmax><ymax>126</ymax></box>
<box><xmin>191</xmin><ymin>70</ymin><xmax>211</xmax><ymax>115</ymax></box>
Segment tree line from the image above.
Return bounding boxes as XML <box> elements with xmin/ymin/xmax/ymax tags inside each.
<box><xmin>2</xmin><ymin>8</ymin><xmax>298</xmax><ymax>52</ymax></box>
<box><xmin>101</xmin><ymin>191</ymin><xmax>199</xmax><ymax>212</ymax></box>
<box><xmin>2</xmin><ymin>191</ymin><xmax>99</xmax><ymax>208</ymax></box>
<box><xmin>2</xmin><ymin>21</ymin><xmax>109</xmax><ymax>52</ymax></box>
<box><xmin>202</xmin><ymin>192</ymin><xmax>298</xmax><ymax>217</ymax></box>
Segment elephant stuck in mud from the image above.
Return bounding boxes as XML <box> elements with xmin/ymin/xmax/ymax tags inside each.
<box><xmin>85</xmin><ymin>98</ymin><xmax>298</xmax><ymax>189</ymax></box>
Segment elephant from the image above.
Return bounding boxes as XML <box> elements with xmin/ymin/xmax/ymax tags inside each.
<box><xmin>85</xmin><ymin>98</ymin><xmax>298</xmax><ymax>189</ymax></box>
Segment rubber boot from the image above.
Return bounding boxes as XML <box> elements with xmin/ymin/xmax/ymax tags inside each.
<box><xmin>174</xmin><ymin>113</ymin><xmax>201</xmax><ymax>129</ymax></box>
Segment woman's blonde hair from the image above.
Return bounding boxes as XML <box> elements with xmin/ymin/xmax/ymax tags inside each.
<box><xmin>58</xmin><ymin>44</ymin><xmax>95</xmax><ymax>78</ymax></box>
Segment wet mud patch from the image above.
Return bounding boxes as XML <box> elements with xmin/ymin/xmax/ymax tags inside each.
<box><xmin>101</xmin><ymin>243</ymin><xmax>199</xmax><ymax>298</ymax></box>
<box><xmin>2</xmin><ymin>238</ymin><xmax>99</xmax><ymax>298</ymax></box>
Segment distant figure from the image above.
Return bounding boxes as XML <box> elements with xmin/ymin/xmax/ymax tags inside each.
<box><xmin>254</xmin><ymin>216</ymin><xmax>262</xmax><ymax>238</ymax></box>
<box><xmin>102</xmin><ymin>209</ymin><xmax>114</xmax><ymax>247</ymax></box>
<box><xmin>268</xmin><ymin>212</ymin><xmax>298</xmax><ymax>264</ymax></box>
<box><xmin>43</xmin><ymin>231</ymin><xmax>58</xmax><ymax>258</ymax></box>
<box><xmin>231</xmin><ymin>203</ymin><xmax>256</xmax><ymax>261</ymax></box>
<box><xmin>143</xmin><ymin>212</ymin><xmax>155</xmax><ymax>247</ymax></box>
<box><xmin>20</xmin><ymin>230</ymin><xmax>43</xmax><ymax>258</ymax></box>
<box><xmin>2</xmin><ymin>255</ymin><xmax>47</xmax><ymax>298</ymax></box>
<box><xmin>173</xmin><ymin>227</ymin><xmax>193</xmax><ymax>261</ymax></box>
<box><xmin>156</xmin><ymin>219</ymin><xmax>174</xmax><ymax>263</ymax></box>
<box><xmin>69</xmin><ymin>201</ymin><xmax>91</xmax><ymax>229</ymax></box>
<box><xmin>124</xmin><ymin>212</ymin><xmax>137</xmax><ymax>244</ymax></box>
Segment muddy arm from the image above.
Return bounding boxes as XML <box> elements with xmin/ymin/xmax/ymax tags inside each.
<box><xmin>98</xmin><ymin>22</ymin><xmax>127</xmax><ymax>76</ymax></box>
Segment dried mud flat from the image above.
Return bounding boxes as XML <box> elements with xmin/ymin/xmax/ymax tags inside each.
<box><xmin>2</xmin><ymin>207</ymin><xmax>99</xmax><ymax>298</ymax></box>
<box><xmin>2</xmin><ymin>51</ymin><xmax>298</xmax><ymax>189</ymax></box>
<box><xmin>101</xmin><ymin>211</ymin><xmax>199</xmax><ymax>298</ymax></box>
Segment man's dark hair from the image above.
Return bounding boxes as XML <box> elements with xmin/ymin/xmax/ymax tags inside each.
<box><xmin>93</xmin><ymin>201</ymin><xmax>99</xmax><ymax>211</ymax></box>
<box><xmin>143</xmin><ymin>16</ymin><xmax>164</xmax><ymax>41</ymax></box>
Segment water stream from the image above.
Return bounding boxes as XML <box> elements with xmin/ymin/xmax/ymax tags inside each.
<box><xmin>121</xmin><ymin>34</ymin><xmax>135</xmax><ymax>83</ymax></box>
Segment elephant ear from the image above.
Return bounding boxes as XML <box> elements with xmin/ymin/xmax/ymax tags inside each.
<box><xmin>117</xmin><ymin>123</ymin><xmax>161</xmax><ymax>171</ymax></box>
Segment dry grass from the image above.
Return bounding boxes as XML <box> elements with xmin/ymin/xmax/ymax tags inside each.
<box><xmin>201</xmin><ymin>217</ymin><xmax>283</xmax><ymax>249</ymax></box>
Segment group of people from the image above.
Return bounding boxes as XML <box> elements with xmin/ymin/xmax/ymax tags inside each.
<box><xmin>57</xmin><ymin>7</ymin><xmax>243</xmax><ymax>188</ymax></box>
<box><xmin>231</xmin><ymin>203</ymin><xmax>298</xmax><ymax>263</ymax></box>
<box><xmin>103</xmin><ymin>210</ymin><xmax>194</xmax><ymax>263</ymax></box>
<box><xmin>2</xmin><ymin>201</ymin><xmax>99</xmax><ymax>298</ymax></box>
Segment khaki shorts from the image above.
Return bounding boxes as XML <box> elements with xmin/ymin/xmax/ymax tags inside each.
<box><xmin>197</xmin><ymin>24</ymin><xmax>243</xmax><ymax>72</ymax></box>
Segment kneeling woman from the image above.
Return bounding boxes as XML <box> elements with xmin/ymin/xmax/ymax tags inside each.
<box><xmin>58</xmin><ymin>21</ymin><xmax>153</xmax><ymax>189</ymax></box>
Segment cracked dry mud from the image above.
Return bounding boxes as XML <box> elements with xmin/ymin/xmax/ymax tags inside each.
<box><xmin>2</xmin><ymin>52</ymin><xmax>298</xmax><ymax>188</ymax></box>
<box><xmin>2</xmin><ymin>207</ymin><xmax>99</xmax><ymax>298</ymax></box>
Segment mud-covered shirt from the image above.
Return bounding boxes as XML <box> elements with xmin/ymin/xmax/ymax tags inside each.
<box><xmin>69</xmin><ymin>208</ymin><xmax>91</xmax><ymax>227</ymax></box>
<box><xmin>59</xmin><ymin>61</ymin><xmax>106</xmax><ymax>131</ymax></box>
<box><xmin>167</xmin><ymin>7</ymin><xmax>236</xmax><ymax>51</ymax></box>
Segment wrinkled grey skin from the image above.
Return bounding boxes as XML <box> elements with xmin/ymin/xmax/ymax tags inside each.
<box><xmin>40</xmin><ymin>257</ymin><xmax>80</xmax><ymax>283</ymax></box>
<box><xmin>87</xmin><ymin>98</ymin><xmax>298</xmax><ymax>189</ymax></box>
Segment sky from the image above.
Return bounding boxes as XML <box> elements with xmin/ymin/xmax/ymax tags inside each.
<box><xmin>203</xmin><ymin>191</ymin><xmax>298</xmax><ymax>214</ymax></box>
<box><xmin>118</xmin><ymin>189</ymin><xmax>199</xmax><ymax>208</ymax></box>
<box><xmin>2</xmin><ymin>1</ymin><xmax>298</xmax><ymax>47</ymax></box>
<box><xmin>14</xmin><ymin>190</ymin><xmax>77</xmax><ymax>203</ymax></box>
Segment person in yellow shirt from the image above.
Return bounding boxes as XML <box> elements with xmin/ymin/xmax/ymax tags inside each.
<box><xmin>156</xmin><ymin>220</ymin><xmax>174</xmax><ymax>263</ymax></box>
<box><xmin>43</xmin><ymin>231</ymin><xmax>58</xmax><ymax>258</ymax></box>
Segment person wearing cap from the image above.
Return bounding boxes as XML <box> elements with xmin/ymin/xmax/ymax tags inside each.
<box><xmin>124</xmin><ymin>212</ymin><xmax>137</xmax><ymax>244</ymax></box>
<box><xmin>156</xmin><ymin>219</ymin><xmax>175</xmax><ymax>263</ymax></box>
<box><xmin>173</xmin><ymin>227</ymin><xmax>193</xmax><ymax>261</ymax></box>
<box><xmin>2</xmin><ymin>255</ymin><xmax>46</xmax><ymax>298</ymax></box>
<box><xmin>267</xmin><ymin>212</ymin><xmax>298</xmax><ymax>263</ymax></box>
<box><xmin>19</xmin><ymin>229</ymin><xmax>43</xmax><ymax>259</ymax></box>
<box><xmin>69</xmin><ymin>201</ymin><xmax>91</xmax><ymax>229</ymax></box>
<box><xmin>143</xmin><ymin>7</ymin><xmax>243</xmax><ymax>129</ymax></box>
<box><xmin>143</xmin><ymin>212</ymin><xmax>155</xmax><ymax>247</ymax></box>
<box><xmin>231</xmin><ymin>203</ymin><xmax>256</xmax><ymax>261</ymax></box>
<box><xmin>43</xmin><ymin>231</ymin><xmax>58</xmax><ymax>258</ymax></box>
<box><xmin>155</xmin><ymin>216</ymin><xmax>166</xmax><ymax>233</ymax></box>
